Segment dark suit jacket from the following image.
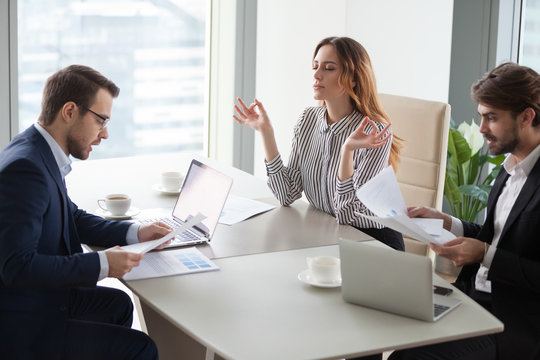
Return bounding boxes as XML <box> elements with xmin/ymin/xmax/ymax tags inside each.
<box><xmin>0</xmin><ymin>126</ymin><xmax>131</xmax><ymax>358</ymax></box>
<box><xmin>455</xmin><ymin>156</ymin><xmax>540</xmax><ymax>360</ymax></box>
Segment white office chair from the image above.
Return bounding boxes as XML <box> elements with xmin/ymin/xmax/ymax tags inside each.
<box><xmin>379</xmin><ymin>93</ymin><xmax>451</xmax><ymax>256</ymax></box>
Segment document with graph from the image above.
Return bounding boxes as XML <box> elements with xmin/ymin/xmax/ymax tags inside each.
<box><xmin>123</xmin><ymin>247</ymin><xmax>219</xmax><ymax>280</ymax></box>
<box><xmin>356</xmin><ymin>166</ymin><xmax>455</xmax><ymax>245</ymax></box>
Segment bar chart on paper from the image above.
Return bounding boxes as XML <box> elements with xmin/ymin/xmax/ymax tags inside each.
<box><xmin>123</xmin><ymin>247</ymin><xmax>219</xmax><ymax>280</ymax></box>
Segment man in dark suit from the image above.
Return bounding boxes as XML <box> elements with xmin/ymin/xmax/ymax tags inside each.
<box><xmin>389</xmin><ymin>63</ymin><xmax>540</xmax><ymax>360</ymax></box>
<box><xmin>0</xmin><ymin>65</ymin><xmax>171</xmax><ymax>359</ymax></box>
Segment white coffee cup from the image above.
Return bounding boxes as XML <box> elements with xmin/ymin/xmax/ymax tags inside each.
<box><xmin>97</xmin><ymin>194</ymin><xmax>131</xmax><ymax>216</ymax></box>
<box><xmin>307</xmin><ymin>256</ymin><xmax>341</xmax><ymax>283</ymax></box>
<box><xmin>161</xmin><ymin>171</ymin><xmax>184</xmax><ymax>192</ymax></box>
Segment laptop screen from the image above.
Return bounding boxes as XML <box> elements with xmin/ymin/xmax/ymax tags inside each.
<box><xmin>172</xmin><ymin>160</ymin><xmax>233</xmax><ymax>238</ymax></box>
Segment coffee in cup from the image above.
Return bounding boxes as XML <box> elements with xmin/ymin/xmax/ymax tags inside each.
<box><xmin>97</xmin><ymin>194</ymin><xmax>131</xmax><ymax>216</ymax></box>
<box><xmin>306</xmin><ymin>256</ymin><xmax>341</xmax><ymax>283</ymax></box>
<box><xmin>161</xmin><ymin>171</ymin><xmax>184</xmax><ymax>192</ymax></box>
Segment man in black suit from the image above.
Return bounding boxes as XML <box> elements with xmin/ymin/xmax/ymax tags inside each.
<box><xmin>389</xmin><ymin>63</ymin><xmax>540</xmax><ymax>360</ymax></box>
<box><xmin>0</xmin><ymin>65</ymin><xmax>171</xmax><ymax>359</ymax></box>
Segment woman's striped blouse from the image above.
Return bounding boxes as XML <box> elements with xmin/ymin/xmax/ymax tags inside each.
<box><xmin>265</xmin><ymin>106</ymin><xmax>392</xmax><ymax>229</ymax></box>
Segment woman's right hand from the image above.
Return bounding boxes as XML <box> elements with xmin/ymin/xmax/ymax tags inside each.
<box><xmin>233</xmin><ymin>97</ymin><xmax>271</xmax><ymax>132</ymax></box>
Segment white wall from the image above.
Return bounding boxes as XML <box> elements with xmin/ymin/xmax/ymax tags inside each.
<box><xmin>254</xmin><ymin>0</ymin><xmax>348</xmax><ymax>178</ymax></box>
<box><xmin>348</xmin><ymin>0</ymin><xmax>453</xmax><ymax>102</ymax></box>
<box><xmin>253</xmin><ymin>0</ymin><xmax>454</xmax><ymax>179</ymax></box>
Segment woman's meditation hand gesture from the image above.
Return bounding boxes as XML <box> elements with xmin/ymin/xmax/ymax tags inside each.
<box><xmin>343</xmin><ymin>117</ymin><xmax>391</xmax><ymax>151</ymax></box>
<box><xmin>233</xmin><ymin>97</ymin><xmax>272</xmax><ymax>133</ymax></box>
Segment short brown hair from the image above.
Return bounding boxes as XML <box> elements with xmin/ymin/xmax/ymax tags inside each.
<box><xmin>471</xmin><ymin>62</ymin><xmax>540</xmax><ymax>126</ymax></box>
<box><xmin>38</xmin><ymin>65</ymin><xmax>120</xmax><ymax>125</ymax></box>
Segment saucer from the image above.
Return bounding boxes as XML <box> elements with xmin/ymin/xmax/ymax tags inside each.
<box><xmin>297</xmin><ymin>269</ymin><xmax>341</xmax><ymax>288</ymax></box>
<box><xmin>152</xmin><ymin>183</ymin><xmax>181</xmax><ymax>196</ymax></box>
<box><xmin>95</xmin><ymin>207</ymin><xmax>140</xmax><ymax>220</ymax></box>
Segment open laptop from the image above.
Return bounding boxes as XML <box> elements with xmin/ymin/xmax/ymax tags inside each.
<box><xmin>140</xmin><ymin>159</ymin><xmax>233</xmax><ymax>248</ymax></box>
<box><xmin>339</xmin><ymin>238</ymin><xmax>461</xmax><ymax>322</ymax></box>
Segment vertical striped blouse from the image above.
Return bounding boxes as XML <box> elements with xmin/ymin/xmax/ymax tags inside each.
<box><xmin>265</xmin><ymin>106</ymin><xmax>391</xmax><ymax>229</ymax></box>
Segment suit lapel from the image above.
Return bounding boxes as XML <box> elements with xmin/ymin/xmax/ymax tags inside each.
<box><xmin>499</xmin><ymin>157</ymin><xmax>540</xmax><ymax>242</ymax></box>
<box><xmin>477</xmin><ymin>168</ymin><xmax>510</xmax><ymax>244</ymax></box>
<box><xmin>31</xmin><ymin>127</ymin><xmax>73</xmax><ymax>254</ymax></box>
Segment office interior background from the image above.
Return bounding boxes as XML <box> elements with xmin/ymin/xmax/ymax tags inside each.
<box><xmin>1</xmin><ymin>0</ymin><xmax>539</xmax><ymax>179</ymax></box>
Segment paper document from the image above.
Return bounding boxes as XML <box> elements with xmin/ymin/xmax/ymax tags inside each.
<box><xmin>219</xmin><ymin>195</ymin><xmax>276</xmax><ymax>225</ymax></box>
<box><xmin>356</xmin><ymin>167</ymin><xmax>454</xmax><ymax>245</ymax></box>
<box><xmin>121</xmin><ymin>213</ymin><xmax>206</xmax><ymax>254</ymax></box>
<box><xmin>123</xmin><ymin>247</ymin><xmax>219</xmax><ymax>280</ymax></box>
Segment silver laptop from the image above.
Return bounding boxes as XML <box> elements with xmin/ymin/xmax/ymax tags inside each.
<box><xmin>339</xmin><ymin>238</ymin><xmax>461</xmax><ymax>322</ymax></box>
<box><xmin>140</xmin><ymin>159</ymin><xmax>233</xmax><ymax>247</ymax></box>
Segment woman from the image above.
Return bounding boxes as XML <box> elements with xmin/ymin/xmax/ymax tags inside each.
<box><xmin>233</xmin><ymin>36</ymin><xmax>404</xmax><ymax>250</ymax></box>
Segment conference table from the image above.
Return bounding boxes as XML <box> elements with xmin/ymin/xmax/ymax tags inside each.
<box><xmin>67</xmin><ymin>152</ymin><xmax>503</xmax><ymax>360</ymax></box>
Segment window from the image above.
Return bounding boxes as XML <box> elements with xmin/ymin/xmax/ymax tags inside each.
<box><xmin>519</xmin><ymin>0</ymin><xmax>540</xmax><ymax>71</ymax></box>
<box><xmin>17</xmin><ymin>0</ymin><xmax>209</xmax><ymax>159</ymax></box>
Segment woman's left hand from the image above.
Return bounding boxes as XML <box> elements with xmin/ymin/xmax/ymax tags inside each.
<box><xmin>343</xmin><ymin>117</ymin><xmax>391</xmax><ymax>151</ymax></box>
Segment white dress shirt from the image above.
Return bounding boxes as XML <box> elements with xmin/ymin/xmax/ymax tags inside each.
<box><xmin>450</xmin><ymin>144</ymin><xmax>540</xmax><ymax>293</ymax></box>
<box><xmin>34</xmin><ymin>123</ymin><xmax>139</xmax><ymax>280</ymax></box>
<box><xmin>265</xmin><ymin>106</ymin><xmax>392</xmax><ymax>228</ymax></box>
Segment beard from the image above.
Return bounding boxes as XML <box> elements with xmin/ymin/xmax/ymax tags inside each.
<box><xmin>66</xmin><ymin>135</ymin><xmax>90</xmax><ymax>160</ymax></box>
<box><xmin>485</xmin><ymin>127</ymin><xmax>519</xmax><ymax>156</ymax></box>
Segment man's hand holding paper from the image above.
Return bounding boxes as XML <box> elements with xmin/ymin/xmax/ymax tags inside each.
<box><xmin>356</xmin><ymin>166</ymin><xmax>455</xmax><ymax>245</ymax></box>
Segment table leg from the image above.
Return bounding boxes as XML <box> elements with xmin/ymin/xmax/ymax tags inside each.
<box><xmin>205</xmin><ymin>349</ymin><xmax>215</xmax><ymax>360</ymax></box>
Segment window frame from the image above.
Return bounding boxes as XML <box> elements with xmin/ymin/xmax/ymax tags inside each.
<box><xmin>1</xmin><ymin>0</ymin><xmax>258</xmax><ymax>174</ymax></box>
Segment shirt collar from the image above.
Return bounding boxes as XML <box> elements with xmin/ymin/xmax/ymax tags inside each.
<box><xmin>503</xmin><ymin>143</ymin><xmax>540</xmax><ymax>176</ymax></box>
<box><xmin>34</xmin><ymin>123</ymin><xmax>72</xmax><ymax>178</ymax></box>
<box><xmin>317</xmin><ymin>108</ymin><xmax>359</xmax><ymax>135</ymax></box>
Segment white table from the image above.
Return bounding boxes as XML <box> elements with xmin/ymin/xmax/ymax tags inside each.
<box><xmin>67</xmin><ymin>153</ymin><xmax>367</xmax><ymax>259</ymax></box>
<box><xmin>128</xmin><ymin>244</ymin><xmax>503</xmax><ymax>360</ymax></box>
<box><xmin>66</xmin><ymin>153</ymin><xmax>503</xmax><ymax>360</ymax></box>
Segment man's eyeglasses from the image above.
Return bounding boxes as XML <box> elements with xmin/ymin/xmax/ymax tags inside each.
<box><xmin>76</xmin><ymin>103</ymin><xmax>110</xmax><ymax>129</ymax></box>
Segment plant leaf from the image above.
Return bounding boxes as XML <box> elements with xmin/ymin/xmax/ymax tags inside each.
<box><xmin>467</xmin><ymin>152</ymin><xmax>480</xmax><ymax>184</ymax></box>
<box><xmin>444</xmin><ymin>173</ymin><xmax>462</xmax><ymax>205</ymax></box>
<box><xmin>483</xmin><ymin>164</ymin><xmax>503</xmax><ymax>185</ymax></box>
<box><xmin>448</xmin><ymin>129</ymin><xmax>472</xmax><ymax>165</ymax></box>
<box><xmin>459</xmin><ymin>184</ymin><xmax>491</xmax><ymax>206</ymax></box>
<box><xmin>487</xmin><ymin>153</ymin><xmax>506</xmax><ymax>165</ymax></box>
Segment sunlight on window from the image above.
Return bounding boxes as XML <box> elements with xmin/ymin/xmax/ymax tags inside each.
<box><xmin>520</xmin><ymin>0</ymin><xmax>540</xmax><ymax>72</ymax></box>
<box><xmin>17</xmin><ymin>0</ymin><xmax>209</xmax><ymax>159</ymax></box>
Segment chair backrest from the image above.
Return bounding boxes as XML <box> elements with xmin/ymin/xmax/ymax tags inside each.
<box><xmin>379</xmin><ymin>93</ymin><xmax>451</xmax><ymax>255</ymax></box>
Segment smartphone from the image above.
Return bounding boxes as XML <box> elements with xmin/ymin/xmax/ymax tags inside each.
<box><xmin>433</xmin><ymin>285</ymin><xmax>453</xmax><ymax>296</ymax></box>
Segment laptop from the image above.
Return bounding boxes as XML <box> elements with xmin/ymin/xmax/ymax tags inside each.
<box><xmin>339</xmin><ymin>238</ymin><xmax>462</xmax><ymax>322</ymax></box>
<box><xmin>140</xmin><ymin>159</ymin><xmax>233</xmax><ymax>248</ymax></box>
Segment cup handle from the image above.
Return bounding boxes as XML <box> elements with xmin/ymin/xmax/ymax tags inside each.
<box><xmin>97</xmin><ymin>199</ymin><xmax>107</xmax><ymax>211</ymax></box>
<box><xmin>306</xmin><ymin>257</ymin><xmax>313</xmax><ymax>269</ymax></box>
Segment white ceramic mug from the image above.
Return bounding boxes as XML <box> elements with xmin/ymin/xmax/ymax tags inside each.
<box><xmin>161</xmin><ymin>171</ymin><xmax>184</xmax><ymax>191</ymax></box>
<box><xmin>306</xmin><ymin>256</ymin><xmax>341</xmax><ymax>283</ymax></box>
<box><xmin>97</xmin><ymin>194</ymin><xmax>131</xmax><ymax>216</ymax></box>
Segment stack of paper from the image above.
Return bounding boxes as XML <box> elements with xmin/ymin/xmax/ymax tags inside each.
<box><xmin>356</xmin><ymin>167</ymin><xmax>455</xmax><ymax>245</ymax></box>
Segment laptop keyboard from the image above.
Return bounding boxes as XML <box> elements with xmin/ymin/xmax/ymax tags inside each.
<box><xmin>139</xmin><ymin>217</ymin><xmax>201</xmax><ymax>244</ymax></box>
<box><xmin>434</xmin><ymin>303</ymin><xmax>450</xmax><ymax>317</ymax></box>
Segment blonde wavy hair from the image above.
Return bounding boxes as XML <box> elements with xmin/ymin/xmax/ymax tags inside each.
<box><xmin>314</xmin><ymin>36</ymin><xmax>403</xmax><ymax>170</ymax></box>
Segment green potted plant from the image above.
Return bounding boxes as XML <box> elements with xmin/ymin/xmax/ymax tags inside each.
<box><xmin>437</xmin><ymin>119</ymin><xmax>505</xmax><ymax>276</ymax></box>
<box><xmin>444</xmin><ymin>120</ymin><xmax>505</xmax><ymax>222</ymax></box>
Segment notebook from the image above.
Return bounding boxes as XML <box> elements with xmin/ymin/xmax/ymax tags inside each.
<box><xmin>339</xmin><ymin>238</ymin><xmax>462</xmax><ymax>322</ymax></box>
<box><xmin>140</xmin><ymin>159</ymin><xmax>233</xmax><ymax>248</ymax></box>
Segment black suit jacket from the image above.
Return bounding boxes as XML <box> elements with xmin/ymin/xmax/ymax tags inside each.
<box><xmin>0</xmin><ymin>126</ymin><xmax>131</xmax><ymax>358</ymax></box>
<box><xmin>455</xmin><ymin>156</ymin><xmax>540</xmax><ymax>360</ymax></box>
